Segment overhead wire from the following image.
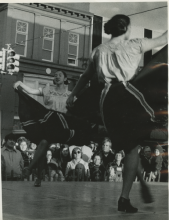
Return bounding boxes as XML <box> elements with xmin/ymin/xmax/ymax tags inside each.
<box><xmin>10</xmin><ymin>5</ymin><xmax>167</xmax><ymax>49</ymax></box>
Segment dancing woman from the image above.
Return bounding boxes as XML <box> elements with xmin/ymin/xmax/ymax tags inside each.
<box><xmin>14</xmin><ymin>70</ymin><xmax>91</xmax><ymax>186</ymax></box>
<box><xmin>14</xmin><ymin>70</ymin><xmax>70</xmax><ymax>113</ymax></box>
<box><xmin>67</xmin><ymin>14</ymin><xmax>168</xmax><ymax>212</ymax></box>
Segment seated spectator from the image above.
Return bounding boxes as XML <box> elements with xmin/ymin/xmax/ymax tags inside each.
<box><xmin>1</xmin><ymin>133</ymin><xmax>24</xmax><ymax>180</ymax></box>
<box><xmin>96</xmin><ymin>137</ymin><xmax>115</xmax><ymax>172</ymax></box>
<box><xmin>105</xmin><ymin>151</ymin><xmax>124</xmax><ymax>182</ymax></box>
<box><xmin>92</xmin><ymin>169</ymin><xmax>102</xmax><ymax>182</ymax></box>
<box><xmin>104</xmin><ymin>162</ymin><xmax>123</xmax><ymax>182</ymax></box>
<box><xmin>104</xmin><ymin>164</ymin><xmax>117</xmax><ymax>182</ymax></box>
<box><xmin>68</xmin><ymin>163</ymin><xmax>86</xmax><ymax>181</ymax></box>
<box><xmin>45</xmin><ymin>150</ymin><xmax>62</xmax><ymax>181</ymax></box>
<box><xmin>27</xmin><ymin>143</ymin><xmax>37</xmax><ymax>162</ymax></box>
<box><xmin>140</xmin><ymin>146</ymin><xmax>153</xmax><ymax>178</ymax></box>
<box><xmin>151</xmin><ymin>145</ymin><xmax>163</xmax><ymax>181</ymax></box>
<box><xmin>29</xmin><ymin>143</ymin><xmax>37</xmax><ymax>151</ymax></box>
<box><xmin>111</xmin><ymin>151</ymin><xmax>124</xmax><ymax>173</ymax></box>
<box><xmin>65</xmin><ymin>147</ymin><xmax>89</xmax><ymax>181</ymax></box>
<box><xmin>56</xmin><ymin>143</ymin><xmax>61</xmax><ymax>149</ymax></box>
<box><xmin>88</xmin><ymin>141</ymin><xmax>99</xmax><ymax>154</ymax></box>
<box><xmin>69</xmin><ymin>145</ymin><xmax>93</xmax><ymax>163</ymax></box>
<box><xmin>17</xmin><ymin>137</ymin><xmax>30</xmax><ymax>167</ymax></box>
<box><xmin>55</xmin><ymin>144</ymin><xmax>71</xmax><ymax>177</ymax></box>
<box><xmin>49</xmin><ymin>143</ymin><xmax>60</xmax><ymax>158</ymax></box>
<box><xmin>89</xmin><ymin>154</ymin><xmax>104</xmax><ymax>181</ymax></box>
<box><xmin>75</xmin><ymin>163</ymin><xmax>86</xmax><ymax>181</ymax></box>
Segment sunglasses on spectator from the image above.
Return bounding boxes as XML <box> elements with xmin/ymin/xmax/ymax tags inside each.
<box><xmin>74</xmin><ymin>151</ymin><xmax>81</xmax><ymax>154</ymax></box>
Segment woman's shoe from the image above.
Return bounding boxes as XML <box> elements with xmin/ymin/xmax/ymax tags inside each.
<box><xmin>34</xmin><ymin>178</ymin><xmax>41</xmax><ymax>187</ymax></box>
<box><xmin>141</xmin><ymin>184</ymin><xmax>154</xmax><ymax>203</ymax></box>
<box><xmin>118</xmin><ymin>197</ymin><xmax>138</xmax><ymax>213</ymax></box>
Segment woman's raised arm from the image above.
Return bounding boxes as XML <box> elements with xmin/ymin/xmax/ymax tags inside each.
<box><xmin>142</xmin><ymin>31</ymin><xmax>168</xmax><ymax>53</ymax></box>
<box><xmin>14</xmin><ymin>81</ymin><xmax>42</xmax><ymax>96</ymax></box>
<box><xmin>66</xmin><ymin>60</ymin><xmax>95</xmax><ymax>107</ymax></box>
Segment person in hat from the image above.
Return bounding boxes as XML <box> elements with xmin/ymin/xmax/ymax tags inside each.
<box><xmin>1</xmin><ymin>133</ymin><xmax>24</xmax><ymax>180</ymax></box>
<box><xmin>65</xmin><ymin>147</ymin><xmax>89</xmax><ymax>181</ymax></box>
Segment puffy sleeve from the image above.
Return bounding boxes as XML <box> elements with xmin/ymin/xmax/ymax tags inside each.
<box><xmin>41</xmin><ymin>83</ymin><xmax>50</xmax><ymax>96</ymax></box>
<box><xmin>128</xmin><ymin>38</ymin><xmax>151</xmax><ymax>54</ymax></box>
<box><xmin>41</xmin><ymin>83</ymin><xmax>53</xmax><ymax>107</ymax></box>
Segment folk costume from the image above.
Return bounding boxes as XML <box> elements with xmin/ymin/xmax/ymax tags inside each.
<box><xmin>72</xmin><ymin>41</ymin><xmax>168</xmax><ymax>153</ymax></box>
<box><xmin>16</xmin><ymin>85</ymin><xmax>92</xmax><ymax>146</ymax></box>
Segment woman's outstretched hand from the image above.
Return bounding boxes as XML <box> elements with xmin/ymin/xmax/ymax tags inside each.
<box><xmin>13</xmin><ymin>81</ymin><xmax>22</xmax><ymax>90</ymax></box>
<box><xmin>66</xmin><ymin>94</ymin><xmax>75</xmax><ymax>108</ymax></box>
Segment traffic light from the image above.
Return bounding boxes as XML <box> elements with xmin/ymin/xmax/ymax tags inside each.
<box><xmin>0</xmin><ymin>48</ymin><xmax>7</xmax><ymax>73</ymax></box>
<box><xmin>6</xmin><ymin>49</ymin><xmax>20</xmax><ymax>74</ymax></box>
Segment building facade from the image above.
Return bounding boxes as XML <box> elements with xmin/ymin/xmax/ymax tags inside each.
<box><xmin>0</xmin><ymin>3</ymin><xmax>93</xmax><ymax>138</ymax></box>
<box><xmin>0</xmin><ymin>3</ymin><xmax>167</xmax><ymax>142</ymax></box>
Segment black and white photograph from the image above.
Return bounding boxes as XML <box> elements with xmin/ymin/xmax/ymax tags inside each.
<box><xmin>0</xmin><ymin>1</ymin><xmax>168</xmax><ymax>220</ymax></box>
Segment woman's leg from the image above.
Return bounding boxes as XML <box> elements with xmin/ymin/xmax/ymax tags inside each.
<box><xmin>136</xmin><ymin>158</ymin><xmax>154</xmax><ymax>203</ymax></box>
<box><xmin>120</xmin><ymin>145</ymin><xmax>140</xmax><ymax>199</ymax></box>
<box><xmin>28</xmin><ymin>140</ymin><xmax>48</xmax><ymax>171</ymax></box>
<box><xmin>120</xmin><ymin>145</ymin><xmax>154</xmax><ymax>203</ymax></box>
<box><xmin>23</xmin><ymin>140</ymin><xmax>48</xmax><ymax>180</ymax></box>
<box><xmin>118</xmin><ymin>146</ymin><xmax>140</xmax><ymax>212</ymax></box>
<box><xmin>34</xmin><ymin>154</ymin><xmax>46</xmax><ymax>186</ymax></box>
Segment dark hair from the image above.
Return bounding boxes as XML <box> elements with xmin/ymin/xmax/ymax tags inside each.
<box><xmin>92</xmin><ymin>153</ymin><xmax>103</xmax><ymax>162</ymax></box>
<box><xmin>56</xmin><ymin>145</ymin><xmax>71</xmax><ymax>170</ymax></box>
<box><xmin>53</xmin><ymin>70</ymin><xmax>69</xmax><ymax>85</ymax></box>
<box><xmin>115</xmin><ymin>150</ymin><xmax>125</xmax><ymax>158</ymax></box>
<box><xmin>104</xmin><ymin>14</ymin><xmax>130</xmax><ymax>37</ymax></box>
<box><xmin>5</xmin><ymin>133</ymin><xmax>16</xmax><ymax>142</ymax></box>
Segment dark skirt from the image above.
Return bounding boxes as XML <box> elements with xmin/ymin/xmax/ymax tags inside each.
<box><xmin>17</xmin><ymin>86</ymin><xmax>92</xmax><ymax>146</ymax></box>
<box><xmin>70</xmin><ymin>46</ymin><xmax>168</xmax><ymax>153</ymax></box>
<box><xmin>102</xmin><ymin>63</ymin><xmax>168</xmax><ymax>153</ymax></box>
<box><xmin>67</xmin><ymin>84</ymin><xmax>103</xmax><ymax>125</ymax></box>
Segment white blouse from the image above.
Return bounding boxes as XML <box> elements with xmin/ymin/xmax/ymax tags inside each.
<box><xmin>91</xmin><ymin>38</ymin><xmax>150</xmax><ymax>84</ymax></box>
<box><xmin>39</xmin><ymin>84</ymin><xmax>71</xmax><ymax>113</ymax></box>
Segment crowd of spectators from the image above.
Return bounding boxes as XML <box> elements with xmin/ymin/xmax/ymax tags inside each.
<box><xmin>1</xmin><ymin>133</ymin><xmax>168</xmax><ymax>183</ymax></box>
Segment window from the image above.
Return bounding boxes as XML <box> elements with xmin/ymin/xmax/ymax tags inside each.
<box><xmin>15</xmin><ymin>20</ymin><xmax>28</xmax><ymax>57</ymax></box>
<box><xmin>42</xmin><ymin>27</ymin><xmax>55</xmax><ymax>62</ymax></box>
<box><xmin>68</xmin><ymin>32</ymin><xmax>79</xmax><ymax>66</ymax></box>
